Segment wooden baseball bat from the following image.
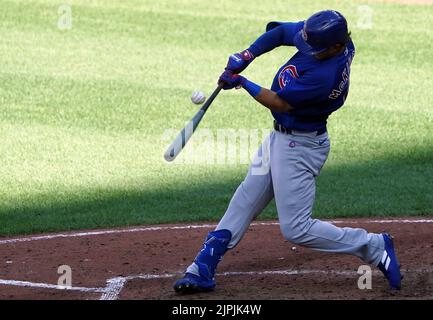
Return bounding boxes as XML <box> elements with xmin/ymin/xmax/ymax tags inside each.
<box><xmin>164</xmin><ymin>84</ymin><xmax>223</xmax><ymax>162</ymax></box>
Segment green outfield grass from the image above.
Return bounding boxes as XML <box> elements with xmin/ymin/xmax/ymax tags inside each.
<box><xmin>0</xmin><ymin>0</ymin><xmax>432</xmax><ymax>235</ymax></box>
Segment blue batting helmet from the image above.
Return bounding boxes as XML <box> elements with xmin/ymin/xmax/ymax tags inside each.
<box><xmin>293</xmin><ymin>10</ymin><xmax>349</xmax><ymax>56</ymax></box>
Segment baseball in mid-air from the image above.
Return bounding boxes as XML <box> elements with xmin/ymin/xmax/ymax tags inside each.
<box><xmin>191</xmin><ymin>91</ymin><xmax>206</xmax><ymax>105</ymax></box>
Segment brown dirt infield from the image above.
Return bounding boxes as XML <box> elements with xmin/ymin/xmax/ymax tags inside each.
<box><xmin>0</xmin><ymin>218</ymin><xmax>432</xmax><ymax>300</ymax></box>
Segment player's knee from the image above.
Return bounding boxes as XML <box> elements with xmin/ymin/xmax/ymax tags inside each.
<box><xmin>280</xmin><ymin>224</ymin><xmax>309</xmax><ymax>244</ymax></box>
<box><xmin>282</xmin><ymin>232</ymin><xmax>308</xmax><ymax>244</ymax></box>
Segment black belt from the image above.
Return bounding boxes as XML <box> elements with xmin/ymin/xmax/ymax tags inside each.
<box><xmin>273</xmin><ymin>120</ymin><xmax>326</xmax><ymax>136</ymax></box>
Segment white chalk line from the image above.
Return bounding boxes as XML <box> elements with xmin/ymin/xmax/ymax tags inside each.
<box><xmin>3</xmin><ymin>266</ymin><xmax>432</xmax><ymax>300</ymax></box>
<box><xmin>98</xmin><ymin>267</ymin><xmax>433</xmax><ymax>300</ymax></box>
<box><xmin>1</xmin><ymin>219</ymin><xmax>432</xmax><ymax>245</ymax></box>
<box><xmin>0</xmin><ymin>278</ymin><xmax>104</xmax><ymax>293</ymax></box>
<box><xmin>0</xmin><ymin>224</ymin><xmax>218</xmax><ymax>245</ymax></box>
<box><xmin>99</xmin><ymin>277</ymin><xmax>127</xmax><ymax>300</ymax></box>
<box><xmin>0</xmin><ymin>269</ymin><xmax>367</xmax><ymax>300</ymax></box>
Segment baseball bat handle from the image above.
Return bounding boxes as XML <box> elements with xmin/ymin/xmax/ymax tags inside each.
<box><xmin>201</xmin><ymin>83</ymin><xmax>223</xmax><ymax>112</ymax></box>
<box><xmin>164</xmin><ymin>84</ymin><xmax>223</xmax><ymax>162</ymax></box>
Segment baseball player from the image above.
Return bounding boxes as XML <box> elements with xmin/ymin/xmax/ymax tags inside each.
<box><xmin>174</xmin><ymin>10</ymin><xmax>402</xmax><ymax>294</ymax></box>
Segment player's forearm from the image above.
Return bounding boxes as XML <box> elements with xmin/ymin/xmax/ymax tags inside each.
<box><xmin>241</xmin><ymin>79</ymin><xmax>293</xmax><ymax>113</ymax></box>
<box><xmin>227</xmin><ymin>23</ymin><xmax>300</xmax><ymax>74</ymax></box>
<box><xmin>247</xmin><ymin>26</ymin><xmax>286</xmax><ymax>57</ymax></box>
<box><xmin>247</xmin><ymin>21</ymin><xmax>302</xmax><ymax>57</ymax></box>
<box><xmin>254</xmin><ymin>87</ymin><xmax>293</xmax><ymax>113</ymax></box>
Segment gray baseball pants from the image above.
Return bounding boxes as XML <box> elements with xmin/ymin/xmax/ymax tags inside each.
<box><xmin>215</xmin><ymin>129</ymin><xmax>384</xmax><ymax>265</ymax></box>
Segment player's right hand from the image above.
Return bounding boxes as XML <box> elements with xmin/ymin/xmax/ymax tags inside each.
<box><xmin>218</xmin><ymin>70</ymin><xmax>246</xmax><ymax>90</ymax></box>
<box><xmin>225</xmin><ymin>49</ymin><xmax>254</xmax><ymax>74</ymax></box>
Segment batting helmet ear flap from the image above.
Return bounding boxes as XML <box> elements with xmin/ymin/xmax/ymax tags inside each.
<box><xmin>266</xmin><ymin>21</ymin><xmax>284</xmax><ymax>32</ymax></box>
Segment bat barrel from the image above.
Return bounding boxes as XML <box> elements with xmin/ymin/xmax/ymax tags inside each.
<box><xmin>164</xmin><ymin>121</ymin><xmax>192</xmax><ymax>162</ymax></box>
<box><xmin>164</xmin><ymin>112</ymin><xmax>200</xmax><ymax>162</ymax></box>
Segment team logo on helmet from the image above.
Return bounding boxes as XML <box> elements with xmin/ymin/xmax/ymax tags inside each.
<box><xmin>278</xmin><ymin>65</ymin><xmax>299</xmax><ymax>88</ymax></box>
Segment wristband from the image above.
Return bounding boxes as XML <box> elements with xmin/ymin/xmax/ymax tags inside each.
<box><xmin>240</xmin><ymin>49</ymin><xmax>255</xmax><ymax>61</ymax></box>
<box><xmin>241</xmin><ymin>78</ymin><xmax>262</xmax><ymax>98</ymax></box>
<box><xmin>246</xmin><ymin>45</ymin><xmax>260</xmax><ymax>58</ymax></box>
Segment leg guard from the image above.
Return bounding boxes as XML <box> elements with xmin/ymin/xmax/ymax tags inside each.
<box><xmin>173</xmin><ymin>229</ymin><xmax>232</xmax><ymax>294</ymax></box>
<box><xmin>194</xmin><ymin>229</ymin><xmax>232</xmax><ymax>280</ymax></box>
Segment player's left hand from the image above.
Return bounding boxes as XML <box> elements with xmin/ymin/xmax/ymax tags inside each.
<box><xmin>226</xmin><ymin>49</ymin><xmax>255</xmax><ymax>74</ymax></box>
<box><xmin>218</xmin><ymin>70</ymin><xmax>246</xmax><ymax>90</ymax></box>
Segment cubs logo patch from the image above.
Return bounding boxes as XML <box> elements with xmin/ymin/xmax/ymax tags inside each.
<box><xmin>278</xmin><ymin>65</ymin><xmax>299</xmax><ymax>88</ymax></box>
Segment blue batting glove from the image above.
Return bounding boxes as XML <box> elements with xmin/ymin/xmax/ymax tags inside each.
<box><xmin>225</xmin><ymin>49</ymin><xmax>255</xmax><ymax>74</ymax></box>
<box><xmin>218</xmin><ymin>70</ymin><xmax>246</xmax><ymax>90</ymax></box>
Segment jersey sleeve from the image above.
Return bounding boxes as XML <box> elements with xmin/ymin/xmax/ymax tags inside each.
<box><xmin>276</xmin><ymin>73</ymin><xmax>329</xmax><ymax>109</ymax></box>
<box><xmin>247</xmin><ymin>21</ymin><xmax>304</xmax><ymax>57</ymax></box>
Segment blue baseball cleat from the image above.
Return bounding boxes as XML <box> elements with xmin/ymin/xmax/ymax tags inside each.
<box><xmin>378</xmin><ymin>233</ymin><xmax>402</xmax><ymax>290</ymax></box>
<box><xmin>173</xmin><ymin>272</ymin><xmax>216</xmax><ymax>294</ymax></box>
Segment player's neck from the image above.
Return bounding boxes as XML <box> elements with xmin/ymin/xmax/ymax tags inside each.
<box><xmin>314</xmin><ymin>45</ymin><xmax>346</xmax><ymax>61</ymax></box>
